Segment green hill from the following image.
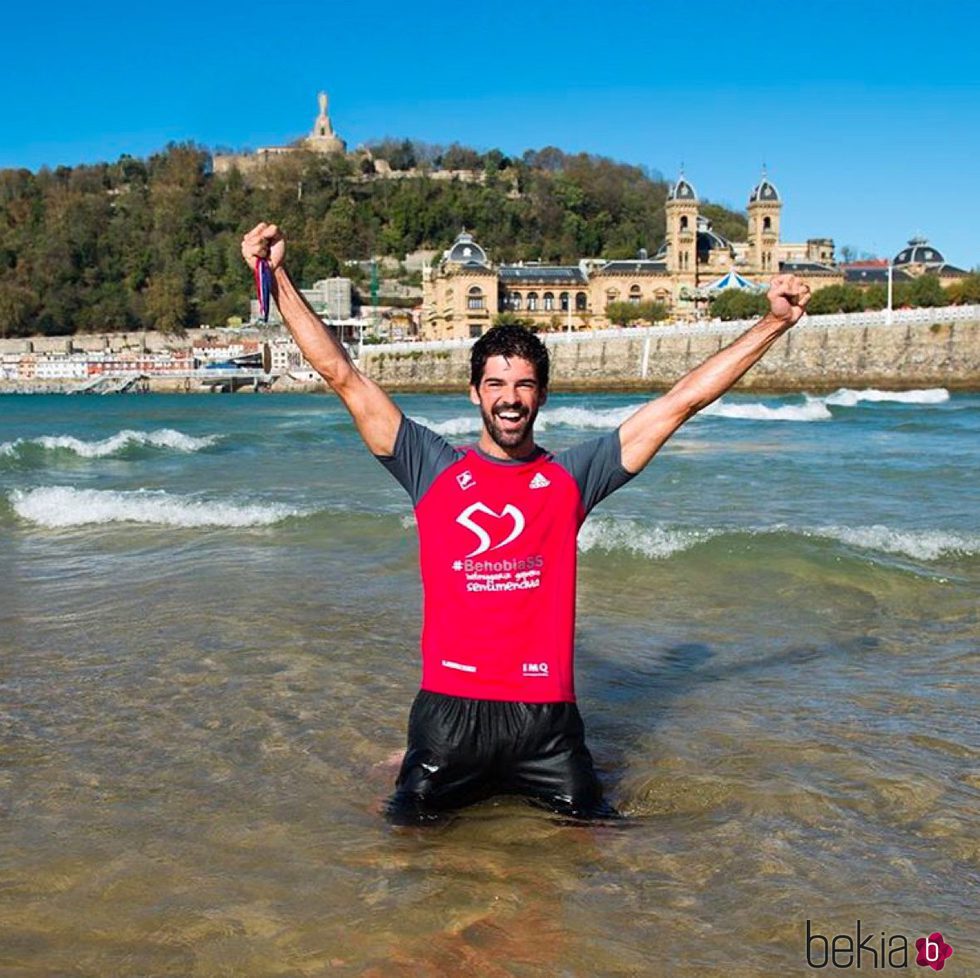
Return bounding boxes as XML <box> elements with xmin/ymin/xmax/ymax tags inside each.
<box><xmin>0</xmin><ymin>142</ymin><xmax>748</xmax><ymax>337</ymax></box>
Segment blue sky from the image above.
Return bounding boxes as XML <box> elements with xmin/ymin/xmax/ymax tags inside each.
<box><xmin>7</xmin><ymin>0</ymin><xmax>978</xmax><ymax>268</ymax></box>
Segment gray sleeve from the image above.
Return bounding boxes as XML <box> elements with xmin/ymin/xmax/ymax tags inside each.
<box><xmin>374</xmin><ymin>415</ymin><xmax>463</xmax><ymax>506</ymax></box>
<box><xmin>554</xmin><ymin>429</ymin><xmax>636</xmax><ymax>515</ymax></box>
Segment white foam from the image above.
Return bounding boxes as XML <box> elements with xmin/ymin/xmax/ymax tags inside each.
<box><xmin>574</xmin><ymin>518</ymin><xmax>979</xmax><ymax>563</ymax></box>
<box><xmin>702</xmin><ymin>396</ymin><xmax>832</xmax><ymax>422</ymax></box>
<box><xmin>811</xmin><ymin>524</ymin><xmax>980</xmax><ymax>561</ymax></box>
<box><xmin>578</xmin><ymin>517</ymin><xmax>717</xmax><ymax>560</ymax></box>
<box><xmin>0</xmin><ymin>429</ymin><xmax>218</xmax><ymax>458</ymax></box>
<box><xmin>409</xmin><ymin>414</ymin><xmax>483</xmax><ymax>437</ymax></box>
<box><xmin>10</xmin><ymin>487</ymin><xmax>302</xmax><ymax>529</ymax></box>
<box><xmin>537</xmin><ymin>404</ymin><xmax>640</xmax><ymax>430</ymax></box>
<box><xmin>823</xmin><ymin>387</ymin><xmax>950</xmax><ymax>407</ymax></box>
<box><xmin>410</xmin><ymin>407</ymin><xmax>640</xmax><ymax>436</ymax></box>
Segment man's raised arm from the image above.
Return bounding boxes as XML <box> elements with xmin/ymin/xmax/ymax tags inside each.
<box><xmin>241</xmin><ymin>222</ymin><xmax>402</xmax><ymax>456</ymax></box>
<box><xmin>618</xmin><ymin>274</ymin><xmax>811</xmax><ymax>473</ymax></box>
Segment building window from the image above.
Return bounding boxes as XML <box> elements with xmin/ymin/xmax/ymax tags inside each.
<box><xmin>467</xmin><ymin>286</ymin><xmax>484</xmax><ymax>310</ymax></box>
<box><xmin>559</xmin><ymin>292</ymin><xmax>569</xmax><ymax>311</ymax></box>
<box><xmin>527</xmin><ymin>292</ymin><xmax>538</xmax><ymax>311</ymax></box>
<box><xmin>575</xmin><ymin>291</ymin><xmax>587</xmax><ymax>311</ymax></box>
<box><xmin>543</xmin><ymin>292</ymin><xmax>555</xmax><ymax>311</ymax></box>
<box><xmin>606</xmin><ymin>288</ymin><xmax>619</xmax><ymax>302</ymax></box>
<box><xmin>763</xmin><ymin>216</ymin><xmax>772</xmax><ymax>232</ymax></box>
<box><xmin>680</xmin><ymin>216</ymin><xmax>689</xmax><ymax>231</ymax></box>
<box><xmin>469</xmin><ymin>324</ymin><xmax>482</xmax><ymax>338</ymax></box>
<box><xmin>508</xmin><ymin>291</ymin><xmax>522</xmax><ymax>311</ymax></box>
<box><xmin>629</xmin><ymin>284</ymin><xmax>641</xmax><ymax>305</ymax></box>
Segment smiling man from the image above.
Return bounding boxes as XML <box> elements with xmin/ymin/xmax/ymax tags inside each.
<box><xmin>241</xmin><ymin>222</ymin><xmax>810</xmax><ymax>823</ymax></box>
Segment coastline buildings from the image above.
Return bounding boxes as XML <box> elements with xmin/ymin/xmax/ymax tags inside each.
<box><xmin>842</xmin><ymin>237</ymin><xmax>969</xmax><ymax>285</ymax></box>
<box><xmin>421</xmin><ymin>172</ymin><xmax>847</xmax><ymax>339</ymax></box>
<box><xmin>421</xmin><ymin>173</ymin><xmax>969</xmax><ymax>340</ymax></box>
<box><xmin>249</xmin><ymin>276</ymin><xmax>353</xmax><ymax>324</ymax></box>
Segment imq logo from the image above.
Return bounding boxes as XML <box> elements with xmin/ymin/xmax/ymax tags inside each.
<box><xmin>806</xmin><ymin>921</ymin><xmax>953</xmax><ymax>971</ymax></box>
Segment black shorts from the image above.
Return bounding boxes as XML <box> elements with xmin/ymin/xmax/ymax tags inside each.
<box><xmin>385</xmin><ymin>689</ymin><xmax>620</xmax><ymax>825</ymax></box>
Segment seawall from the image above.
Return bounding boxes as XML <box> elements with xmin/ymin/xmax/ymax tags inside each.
<box><xmin>360</xmin><ymin>308</ymin><xmax>980</xmax><ymax>392</ymax></box>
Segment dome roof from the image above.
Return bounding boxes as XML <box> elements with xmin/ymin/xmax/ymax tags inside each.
<box><xmin>445</xmin><ymin>230</ymin><xmax>489</xmax><ymax>266</ymax></box>
<box><xmin>667</xmin><ymin>175</ymin><xmax>698</xmax><ymax>202</ymax></box>
<box><xmin>749</xmin><ymin>171</ymin><xmax>780</xmax><ymax>203</ymax></box>
<box><xmin>695</xmin><ymin>216</ymin><xmax>731</xmax><ymax>256</ymax></box>
<box><xmin>893</xmin><ymin>236</ymin><xmax>945</xmax><ymax>267</ymax></box>
<box><xmin>653</xmin><ymin>216</ymin><xmax>734</xmax><ymax>263</ymax></box>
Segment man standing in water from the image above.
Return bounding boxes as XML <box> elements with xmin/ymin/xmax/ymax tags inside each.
<box><xmin>241</xmin><ymin>222</ymin><xmax>810</xmax><ymax>823</ymax></box>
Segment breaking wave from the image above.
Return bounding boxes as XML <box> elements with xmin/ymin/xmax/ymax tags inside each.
<box><xmin>578</xmin><ymin>518</ymin><xmax>718</xmax><ymax>559</ymax></box>
<box><xmin>409</xmin><ymin>414</ymin><xmax>483</xmax><ymax>437</ymax></box>
<box><xmin>411</xmin><ymin>388</ymin><xmax>951</xmax><ymax>436</ymax></box>
<box><xmin>412</xmin><ymin>404</ymin><xmax>641</xmax><ymax>435</ymax></box>
<box><xmin>537</xmin><ymin>405</ymin><xmax>639</xmax><ymax>429</ymax></box>
<box><xmin>702</xmin><ymin>397</ymin><xmax>832</xmax><ymax>421</ymax></box>
<box><xmin>0</xmin><ymin>429</ymin><xmax>219</xmax><ymax>459</ymax></box>
<box><xmin>575</xmin><ymin>518</ymin><xmax>977</xmax><ymax>563</ymax></box>
<box><xmin>810</xmin><ymin>524</ymin><xmax>979</xmax><ymax>561</ymax></box>
<box><xmin>823</xmin><ymin>388</ymin><xmax>949</xmax><ymax>407</ymax></box>
<box><xmin>9</xmin><ymin>487</ymin><xmax>302</xmax><ymax>528</ymax></box>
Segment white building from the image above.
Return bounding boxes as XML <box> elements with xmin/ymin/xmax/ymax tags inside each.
<box><xmin>250</xmin><ymin>277</ymin><xmax>353</xmax><ymax>324</ymax></box>
<box><xmin>34</xmin><ymin>356</ymin><xmax>89</xmax><ymax>380</ymax></box>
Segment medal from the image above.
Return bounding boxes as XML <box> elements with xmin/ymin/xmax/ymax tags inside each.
<box><xmin>254</xmin><ymin>257</ymin><xmax>273</xmax><ymax>322</ymax></box>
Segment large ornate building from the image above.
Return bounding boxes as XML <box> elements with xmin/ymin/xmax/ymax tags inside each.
<box><xmin>843</xmin><ymin>237</ymin><xmax>969</xmax><ymax>286</ymax></box>
<box><xmin>421</xmin><ymin>172</ymin><xmax>846</xmax><ymax>339</ymax></box>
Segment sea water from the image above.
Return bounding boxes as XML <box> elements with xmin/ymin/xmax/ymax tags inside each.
<box><xmin>1</xmin><ymin>389</ymin><xmax>977</xmax><ymax>976</ymax></box>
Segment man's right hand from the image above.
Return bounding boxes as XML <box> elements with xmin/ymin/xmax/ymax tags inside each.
<box><xmin>241</xmin><ymin>222</ymin><xmax>286</xmax><ymax>272</ymax></box>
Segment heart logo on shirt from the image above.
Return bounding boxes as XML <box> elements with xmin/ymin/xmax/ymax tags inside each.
<box><xmin>456</xmin><ymin>502</ymin><xmax>526</xmax><ymax>557</ymax></box>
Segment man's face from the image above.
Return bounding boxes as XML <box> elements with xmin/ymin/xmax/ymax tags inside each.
<box><xmin>469</xmin><ymin>354</ymin><xmax>547</xmax><ymax>451</ymax></box>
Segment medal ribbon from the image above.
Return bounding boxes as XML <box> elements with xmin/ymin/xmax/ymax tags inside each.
<box><xmin>254</xmin><ymin>258</ymin><xmax>273</xmax><ymax>322</ymax></box>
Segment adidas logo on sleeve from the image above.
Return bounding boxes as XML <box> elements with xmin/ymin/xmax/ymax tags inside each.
<box><xmin>529</xmin><ymin>472</ymin><xmax>550</xmax><ymax>489</ymax></box>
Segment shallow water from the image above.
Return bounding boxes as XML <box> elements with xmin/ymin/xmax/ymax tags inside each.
<box><xmin>1</xmin><ymin>389</ymin><xmax>977</xmax><ymax>976</ymax></box>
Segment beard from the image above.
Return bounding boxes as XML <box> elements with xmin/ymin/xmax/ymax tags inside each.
<box><xmin>481</xmin><ymin>401</ymin><xmax>538</xmax><ymax>450</ymax></box>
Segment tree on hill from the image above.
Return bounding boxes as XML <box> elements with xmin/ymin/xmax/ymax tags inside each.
<box><xmin>0</xmin><ymin>282</ymin><xmax>41</xmax><ymax>338</ymax></box>
<box><xmin>365</xmin><ymin>138</ymin><xmax>418</xmax><ymax>171</ymax></box>
<box><xmin>709</xmin><ymin>289</ymin><xmax>768</xmax><ymax>321</ymax></box>
<box><xmin>944</xmin><ymin>273</ymin><xmax>980</xmax><ymax>304</ymax></box>
<box><xmin>605</xmin><ymin>300</ymin><xmax>668</xmax><ymax>326</ymax></box>
<box><xmin>804</xmin><ymin>284</ymin><xmax>865</xmax><ymax>314</ymax></box>
<box><xmin>907</xmin><ymin>274</ymin><xmax>944</xmax><ymax>307</ymax></box>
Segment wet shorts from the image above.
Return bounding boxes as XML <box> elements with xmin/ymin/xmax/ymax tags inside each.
<box><xmin>385</xmin><ymin>689</ymin><xmax>620</xmax><ymax>824</ymax></box>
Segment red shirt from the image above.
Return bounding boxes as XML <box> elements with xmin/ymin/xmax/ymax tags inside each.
<box><xmin>416</xmin><ymin>447</ymin><xmax>583</xmax><ymax>701</ymax></box>
<box><xmin>378</xmin><ymin>418</ymin><xmax>634</xmax><ymax>703</ymax></box>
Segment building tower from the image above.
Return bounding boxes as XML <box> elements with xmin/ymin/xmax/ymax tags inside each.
<box><xmin>305</xmin><ymin>92</ymin><xmax>346</xmax><ymax>154</ymax></box>
<box><xmin>664</xmin><ymin>173</ymin><xmax>700</xmax><ymax>282</ymax></box>
<box><xmin>747</xmin><ymin>170</ymin><xmax>781</xmax><ymax>274</ymax></box>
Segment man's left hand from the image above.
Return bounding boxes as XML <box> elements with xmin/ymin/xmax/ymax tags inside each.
<box><xmin>767</xmin><ymin>275</ymin><xmax>811</xmax><ymax>327</ymax></box>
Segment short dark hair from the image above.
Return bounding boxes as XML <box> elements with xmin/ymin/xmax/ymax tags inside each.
<box><xmin>470</xmin><ymin>324</ymin><xmax>550</xmax><ymax>389</ymax></box>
